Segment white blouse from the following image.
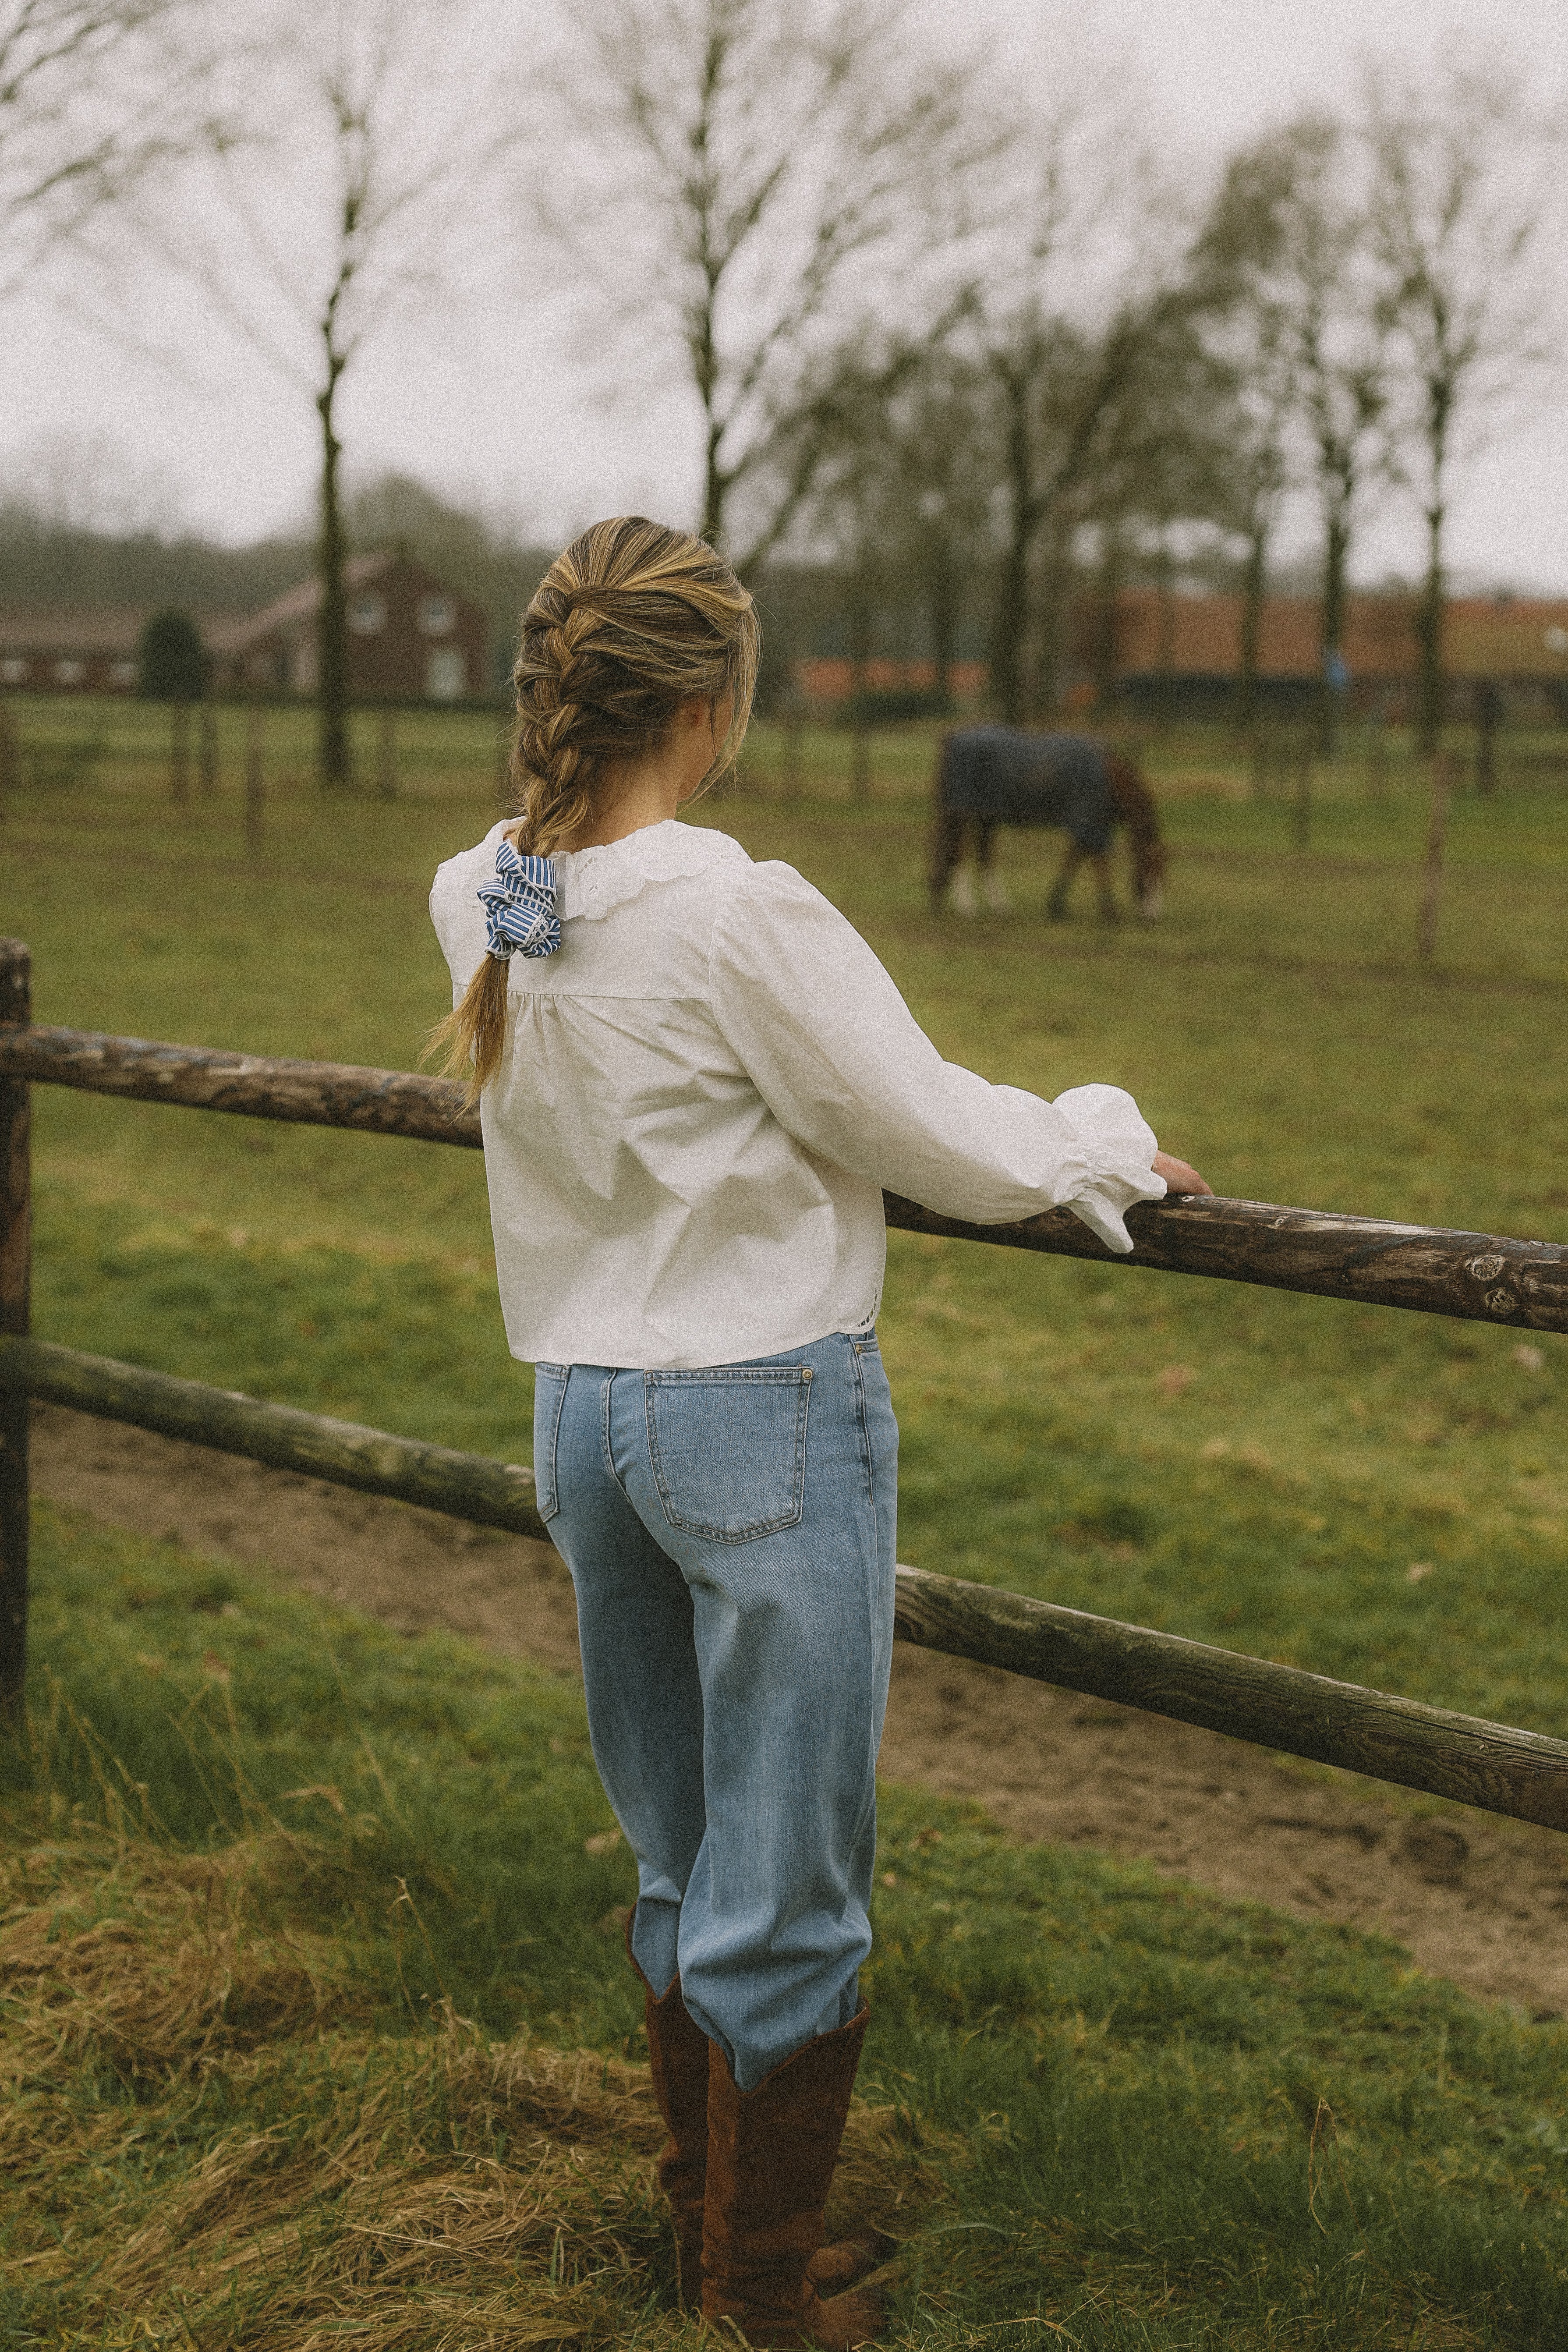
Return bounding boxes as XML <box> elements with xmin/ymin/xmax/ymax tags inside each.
<box><xmin>429</xmin><ymin>819</ymin><xmax>1166</xmax><ymax>1371</ymax></box>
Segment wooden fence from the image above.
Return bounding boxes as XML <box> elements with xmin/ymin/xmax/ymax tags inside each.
<box><xmin>3</xmin><ymin>935</ymin><xmax>1567</xmax><ymax>1834</ymax></box>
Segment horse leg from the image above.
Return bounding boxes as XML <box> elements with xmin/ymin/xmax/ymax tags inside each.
<box><xmin>1046</xmin><ymin>839</ymin><xmax>1082</xmax><ymax>921</ymax></box>
<box><xmin>929</xmin><ymin>806</ymin><xmax>966</xmax><ymax>912</ymax></box>
<box><xmin>975</xmin><ymin>821</ymin><xmax>1011</xmax><ymax>913</ymax></box>
<box><xmin>1091</xmin><ymin>850</ymin><xmax>1120</xmax><ymax>923</ymax></box>
<box><xmin>951</xmin><ymin>821</ymin><xmax>989</xmax><ymax>917</ymax></box>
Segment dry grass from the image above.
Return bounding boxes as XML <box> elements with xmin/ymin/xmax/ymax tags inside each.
<box><xmin>2</xmin><ymin>1819</ymin><xmax>952</xmax><ymax>2350</ymax></box>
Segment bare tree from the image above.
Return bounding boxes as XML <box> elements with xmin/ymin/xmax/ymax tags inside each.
<box><xmin>981</xmin><ymin>288</ymin><xmax>1220</xmax><ymax>726</ymax></box>
<box><xmin>534</xmin><ymin>0</ymin><xmax>985</xmax><ymax>571</ymax></box>
<box><xmin>805</xmin><ymin>340</ymin><xmax>994</xmax><ymax>706</ymax></box>
<box><xmin>1207</xmin><ymin>117</ymin><xmax>1394</xmax><ymax>748</ymax></box>
<box><xmin>1190</xmin><ymin>145</ymin><xmax>1301</xmax><ymax>735</ymax></box>
<box><xmin>140</xmin><ymin>0</ymin><xmax>522</xmax><ymax>786</ymax></box>
<box><xmin>0</xmin><ymin>0</ymin><xmax>224</xmax><ymax>299</ymax></box>
<box><xmin>1368</xmin><ymin>63</ymin><xmax>1557</xmax><ymax>753</ymax></box>
<box><xmin>953</xmin><ymin>79</ymin><xmax>1202</xmax><ymax>725</ymax></box>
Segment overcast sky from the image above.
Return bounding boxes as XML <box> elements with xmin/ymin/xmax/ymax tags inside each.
<box><xmin>5</xmin><ymin>0</ymin><xmax>1566</xmax><ymax>588</ymax></box>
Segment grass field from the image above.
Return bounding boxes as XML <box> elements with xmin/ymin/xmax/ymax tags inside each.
<box><xmin>4</xmin><ymin>697</ymin><xmax>1568</xmax><ymax>2344</ymax></box>
<box><xmin>7</xmin><ymin>1518</ymin><xmax>1568</xmax><ymax>2349</ymax></box>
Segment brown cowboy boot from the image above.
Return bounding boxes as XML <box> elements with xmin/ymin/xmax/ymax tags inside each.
<box><xmin>701</xmin><ymin>2007</ymin><xmax>884</xmax><ymax>2349</ymax></box>
<box><xmin>629</xmin><ymin>1918</ymin><xmax>888</xmax><ymax>2310</ymax></box>
<box><xmin>629</xmin><ymin>1914</ymin><xmax>710</xmax><ymax>2304</ymax></box>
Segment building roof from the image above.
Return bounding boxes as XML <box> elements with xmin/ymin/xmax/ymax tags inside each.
<box><xmin>204</xmin><ymin>553</ymin><xmax>395</xmax><ymax>653</ymax></box>
<box><xmin>0</xmin><ymin>608</ymin><xmax>147</xmax><ymax>654</ymax></box>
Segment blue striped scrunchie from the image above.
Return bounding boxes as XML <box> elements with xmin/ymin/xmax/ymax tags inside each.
<box><xmin>477</xmin><ymin>840</ymin><xmax>560</xmax><ymax>960</ymax></box>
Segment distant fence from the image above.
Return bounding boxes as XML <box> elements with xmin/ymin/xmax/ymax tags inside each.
<box><xmin>3</xmin><ymin>937</ymin><xmax>1566</xmax><ymax>1834</ymax></box>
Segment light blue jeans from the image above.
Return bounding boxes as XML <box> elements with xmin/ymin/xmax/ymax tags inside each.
<box><xmin>533</xmin><ymin>1332</ymin><xmax>898</xmax><ymax>2091</ymax></box>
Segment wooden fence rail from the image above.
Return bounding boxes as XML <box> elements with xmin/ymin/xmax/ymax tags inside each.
<box><xmin>4</xmin><ymin>1331</ymin><xmax>1566</xmax><ymax>1836</ymax></box>
<box><xmin>3</xmin><ymin>1020</ymin><xmax>1566</xmax><ymax>1334</ymax></box>
<box><xmin>1</xmin><ymin>936</ymin><xmax>1565</xmax><ymax>1844</ymax></box>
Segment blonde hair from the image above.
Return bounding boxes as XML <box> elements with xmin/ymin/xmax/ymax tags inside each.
<box><xmin>431</xmin><ymin>517</ymin><xmax>759</xmax><ymax>1093</ymax></box>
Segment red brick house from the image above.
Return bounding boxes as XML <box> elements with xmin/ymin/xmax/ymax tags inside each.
<box><xmin>795</xmin><ymin>590</ymin><xmax>1568</xmax><ymax>714</ymax></box>
<box><xmin>0</xmin><ymin>610</ymin><xmax>143</xmax><ymax>694</ymax></box>
<box><xmin>207</xmin><ymin>551</ymin><xmax>487</xmax><ymax>701</ymax></box>
<box><xmin>1087</xmin><ymin>588</ymin><xmax>1568</xmax><ymax>698</ymax></box>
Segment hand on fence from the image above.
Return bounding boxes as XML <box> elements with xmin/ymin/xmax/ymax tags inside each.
<box><xmin>1153</xmin><ymin>1151</ymin><xmax>1212</xmax><ymax>1196</ymax></box>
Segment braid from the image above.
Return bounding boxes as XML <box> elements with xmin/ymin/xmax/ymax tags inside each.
<box><xmin>429</xmin><ymin>517</ymin><xmax>760</xmax><ymax>1095</ymax></box>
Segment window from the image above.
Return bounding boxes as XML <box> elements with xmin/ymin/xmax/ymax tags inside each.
<box><xmin>426</xmin><ymin>646</ymin><xmax>466</xmax><ymax>700</ymax></box>
<box><xmin>350</xmin><ymin>593</ymin><xmax>387</xmax><ymax>634</ymax></box>
<box><xmin>418</xmin><ymin>595</ymin><xmax>456</xmax><ymax>636</ymax></box>
<box><xmin>109</xmin><ymin>660</ymin><xmax>137</xmax><ymax>687</ymax></box>
<box><xmin>0</xmin><ymin>657</ymin><xmax>26</xmax><ymax>684</ymax></box>
<box><xmin>54</xmin><ymin>658</ymin><xmax>86</xmax><ymax>684</ymax></box>
<box><xmin>1545</xmin><ymin>626</ymin><xmax>1568</xmax><ymax>656</ymax></box>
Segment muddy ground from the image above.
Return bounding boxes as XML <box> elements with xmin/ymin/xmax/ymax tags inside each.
<box><xmin>30</xmin><ymin>1403</ymin><xmax>1568</xmax><ymax>2023</ymax></box>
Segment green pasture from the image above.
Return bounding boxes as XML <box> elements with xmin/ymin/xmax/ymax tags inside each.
<box><xmin>5</xmin><ymin>1520</ymin><xmax>1568</xmax><ymax>2348</ymax></box>
<box><xmin>3</xmin><ymin>696</ymin><xmax>1568</xmax><ymax>2343</ymax></box>
<box><xmin>2</xmin><ymin>698</ymin><xmax>1566</xmax><ymax>1725</ymax></box>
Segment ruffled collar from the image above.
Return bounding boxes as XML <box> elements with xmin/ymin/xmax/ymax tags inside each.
<box><xmin>549</xmin><ymin>820</ymin><xmax>750</xmax><ymax>922</ymax></box>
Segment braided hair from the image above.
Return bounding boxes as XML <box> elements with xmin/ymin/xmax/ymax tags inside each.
<box><xmin>433</xmin><ymin>517</ymin><xmax>759</xmax><ymax>1092</ymax></box>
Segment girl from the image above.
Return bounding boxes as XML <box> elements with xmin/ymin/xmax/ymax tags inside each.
<box><xmin>430</xmin><ymin>517</ymin><xmax>1208</xmax><ymax>2349</ymax></box>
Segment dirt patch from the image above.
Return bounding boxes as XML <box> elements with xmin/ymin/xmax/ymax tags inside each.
<box><xmin>29</xmin><ymin>1403</ymin><xmax>1568</xmax><ymax>2023</ymax></box>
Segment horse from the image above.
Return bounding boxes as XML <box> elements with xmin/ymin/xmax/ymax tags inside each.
<box><xmin>929</xmin><ymin>726</ymin><xmax>1167</xmax><ymax>922</ymax></box>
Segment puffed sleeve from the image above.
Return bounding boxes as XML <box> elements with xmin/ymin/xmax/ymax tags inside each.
<box><xmin>708</xmin><ymin>861</ymin><xmax>1166</xmax><ymax>1253</ymax></box>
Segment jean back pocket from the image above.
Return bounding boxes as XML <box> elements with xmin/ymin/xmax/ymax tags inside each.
<box><xmin>644</xmin><ymin>1367</ymin><xmax>811</xmax><ymax>1543</ymax></box>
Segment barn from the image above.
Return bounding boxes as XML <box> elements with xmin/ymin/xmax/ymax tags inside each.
<box><xmin>0</xmin><ymin>610</ymin><xmax>143</xmax><ymax>694</ymax></box>
<box><xmin>206</xmin><ymin>551</ymin><xmax>488</xmax><ymax>702</ymax></box>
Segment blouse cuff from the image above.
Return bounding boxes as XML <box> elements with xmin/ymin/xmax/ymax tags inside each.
<box><xmin>1048</xmin><ymin>1083</ymin><xmax>1166</xmax><ymax>1255</ymax></box>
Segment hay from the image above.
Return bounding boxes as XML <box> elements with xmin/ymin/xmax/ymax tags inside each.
<box><xmin>1</xmin><ymin>1831</ymin><xmax>356</xmax><ymax>2082</ymax></box>
<box><xmin>3</xmin><ymin>1822</ymin><xmax>952</xmax><ymax>2350</ymax></box>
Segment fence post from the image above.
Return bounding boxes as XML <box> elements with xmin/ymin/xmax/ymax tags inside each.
<box><xmin>170</xmin><ymin>701</ymin><xmax>191</xmax><ymax>808</ymax></box>
<box><xmin>377</xmin><ymin>707</ymin><xmax>397</xmax><ymax>802</ymax></box>
<box><xmin>783</xmin><ymin>694</ymin><xmax>802</xmax><ymax>801</ymax></box>
<box><xmin>1476</xmin><ymin>680</ymin><xmax>1500</xmax><ymax>800</ymax></box>
<box><xmin>244</xmin><ymin>706</ymin><xmax>265</xmax><ymax>856</ymax></box>
<box><xmin>1292</xmin><ymin>734</ymin><xmax>1313</xmax><ymax>850</ymax></box>
<box><xmin>1418</xmin><ymin>753</ymin><xmax>1452</xmax><ymax>962</ymax></box>
<box><xmin>1246</xmin><ymin>724</ymin><xmax>1266</xmax><ymax>802</ymax></box>
<box><xmin>0</xmin><ymin>696</ymin><xmax>18</xmax><ymax>817</ymax></box>
<box><xmin>850</xmin><ymin>717</ymin><xmax>871</xmax><ymax>803</ymax></box>
<box><xmin>1366</xmin><ymin>711</ymin><xmax>1388</xmax><ymax>804</ymax></box>
<box><xmin>0</xmin><ymin>939</ymin><xmax>30</xmax><ymax>1714</ymax></box>
<box><xmin>199</xmin><ymin>698</ymin><xmax>219</xmax><ymax>798</ymax></box>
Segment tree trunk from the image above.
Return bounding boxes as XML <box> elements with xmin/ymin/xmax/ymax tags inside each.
<box><xmin>702</xmin><ymin>416</ymin><xmax>725</xmax><ymax>548</ymax></box>
<box><xmin>1031</xmin><ymin>524</ymin><xmax>1071</xmax><ymax>721</ymax></box>
<box><xmin>926</xmin><ymin>534</ymin><xmax>958</xmax><ymax>709</ymax></box>
<box><xmin>1415</xmin><ymin>497</ymin><xmax>1446</xmax><ymax>758</ymax></box>
<box><xmin>316</xmin><ymin>360</ymin><xmax>352</xmax><ymax>791</ymax></box>
<box><xmin>1237</xmin><ymin>521</ymin><xmax>1267</xmax><ymax>738</ymax></box>
<box><xmin>988</xmin><ymin>374</ymin><xmax>1034</xmax><ymax>725</ymax></box>
<box><xmin>1319</xmin><ymin>497</ymin><xmax>1350</xmax><ymax>757</ymax></box>
<box><xmin>1090</xmin><ymin>525</ymin><xmax>1124</xmax><ymax>715</ymax></box>
<box><xmin>847</xmin><ymin>586</ymin><xmax>872</xmax><ymax>800</ymax></box>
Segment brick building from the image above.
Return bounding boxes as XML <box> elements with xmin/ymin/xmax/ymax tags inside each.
<box><xmin>0</xmin><ymin>610</ymin><xmax>143</xmax><ymax>694</ymax></box>
<box><xmin>1088</xmin><ymin>588</ymin><xmax>1568</xmax><ymax>711</ymax></box>
<box><xmin>206</xmin><ymin>551</ymin><xmax>487</xmax><ymax>701</ymax></box>
<box><xmin>795</xmin><ymin>590</ymin><xmax>1568</xmax><ymax>715</ymax></box>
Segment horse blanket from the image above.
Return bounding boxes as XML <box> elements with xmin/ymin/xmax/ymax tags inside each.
<box><xmin>938</xmin><ymin>728</ymin><xmax>1115</xmax><ymax>854</ymax></box>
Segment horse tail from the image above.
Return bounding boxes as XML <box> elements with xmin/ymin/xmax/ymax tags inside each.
<box><xmin>1103</xmin><ymin>749</ymin><xmax>1168</xmax><ymax>910</ymax></box>
<box><xmin>929</xmin><ymin>731</ymin><xmax>964</xmax><ymax>907</ymax></box>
